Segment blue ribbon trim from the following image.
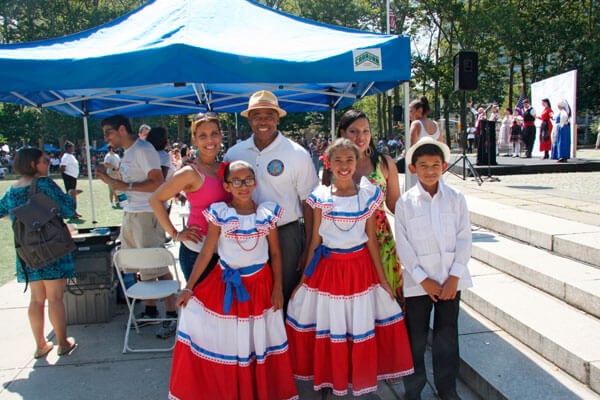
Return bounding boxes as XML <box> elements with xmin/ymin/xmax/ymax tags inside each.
<box><xmin>220</xmin><ymin>260</ymin><xmax>264</xmax><ymax>314</ymax></box>
<box><xmin>304</xmin><ymin>244</ymin><xmax>365</xmax><ymax>278</ymax></box>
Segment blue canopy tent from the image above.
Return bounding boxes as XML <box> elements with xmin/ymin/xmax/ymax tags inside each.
<box><xmin>92</xmin><ymin>143</ymin><xmax>109</xmax><ymax>153</ymax></box>
<box><xmin>43</xmin><ymin>144</ymin><xmax>61</xmax><ymax>153</ymax></box>
<box><xmin>0</xmin><ymin>0</ymin><xmax>411</xmax><ymax>222</ymax></box>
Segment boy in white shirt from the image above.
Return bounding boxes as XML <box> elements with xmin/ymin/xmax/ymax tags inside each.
<box><xmin>394</xmin><ymin>137</ymin><xmax>472</xmax><ymax>400</ymax></box>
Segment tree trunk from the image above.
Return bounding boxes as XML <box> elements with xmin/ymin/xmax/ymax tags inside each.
<box><xmin>377</xmin><ymin>94</ymin><xmax>382</xmax><ymax>137</ymax></box>
<box><xmin>520</xmin><ymin>58</ymin><xmax>527</xmax><ymax>97</ymax></box>
<box><xmin>433</xmin><ymin>24</ymin><xmax>441</xmax><ymax>120</ymax></box>
<box><xmin>382</xmin><ymin>94</ymin><xmax>388</xmax><ymax>138</ymax></box>
<box><xmin>443</xmin><ymin>94</ymin><xmax>451</xmax><ymax>145</ymax></box>
<box><xmin>508</xmin><ymin>61</ymin><xmax>514</xmax><ymax>109</ymax></box>
<box><xmin>177</xmin><ymin>115</ymin><xmax>186</xmax><ymax>142</ymax></box>
<box><xmin>387</xmin><ymin>94</ymin><xmax>393</xmax><ymax>139</ymax></box>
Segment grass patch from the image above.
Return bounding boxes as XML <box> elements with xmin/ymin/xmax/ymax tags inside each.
<box><xmin>0</xmin><ymin>175</ymin><xmax>124</xmax><ymax>285</ymax></box>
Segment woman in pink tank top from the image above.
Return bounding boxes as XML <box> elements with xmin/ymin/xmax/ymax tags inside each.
<box><xmin>150</xmin><ymin>112</ymin><xmax>231</xmax><ymax>281</ymax></box>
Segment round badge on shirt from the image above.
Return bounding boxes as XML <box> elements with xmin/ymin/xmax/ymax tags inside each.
<box><xmin>267</xmin><ymin>159</ymin><xmax>284</xmax><ymax>176</ymax></box>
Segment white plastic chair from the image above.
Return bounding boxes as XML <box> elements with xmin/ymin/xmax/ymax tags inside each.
<box><xmin>113</xmin><ymin>248</ymin><xmax>181</xmax><ymax>353</ymax></box>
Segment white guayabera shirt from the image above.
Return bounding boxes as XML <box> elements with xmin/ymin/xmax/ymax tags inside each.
<box><xmin>394</xmin><ymin>178</ymin><xmax>473</xmax><ymax>298</ymax></box>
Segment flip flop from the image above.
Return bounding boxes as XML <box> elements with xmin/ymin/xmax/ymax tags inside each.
<box><xmin>34</xmin><ymin>343</ymin><xmax>54</xmax><ymax>359</ymax></box>
<box><xmin>57</xmin><ymin>340</ymin><xmax>77</xmax><ymax>356</ymax></box>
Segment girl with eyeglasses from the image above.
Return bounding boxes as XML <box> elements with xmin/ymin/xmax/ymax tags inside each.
<box><xmin>286</xmin><ymin>138</ymin><xmax>413</xmax><ymax>398</ymax></box>
<box><xmin>169</xmin><ymin>160</ymin><xmax>297</xmax><ymax>400</ymax></box>
<box><xmin>149</xmin><ymin>112</ymin><xmax>231</xmax><ymax>283</ymax></box>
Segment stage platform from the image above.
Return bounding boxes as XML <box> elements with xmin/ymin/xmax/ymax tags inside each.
<box><xmin>446</xmin><ymin>153</ymin><xmax>600</xmax><ymax>176</ymax></box>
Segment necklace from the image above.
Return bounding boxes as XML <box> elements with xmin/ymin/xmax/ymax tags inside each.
<box><xmin>330</xmin><ymin>182</ymin><xmax>360</xmax><ymax>232</ymax></box>
<box><xmin>232</xmin><ymin>201</ymin><xmax>260</xmax><ymax>252</ymax></box>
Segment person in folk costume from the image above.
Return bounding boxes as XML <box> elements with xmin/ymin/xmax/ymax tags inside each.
<box><xmin>553</xmin><ymin>100</ymin><xmax>571</xmax><ymax>162</ymax></box>
<box><xmin>499</xmin><ymin>108</ymin><xmax>513</xmax><ymax>155</ymax></box>
<box><xmin>169</xmin><ymin>160</ymin><xmax>298</xmax><ymax>400</ymax></box>
<box><xmin>510</xmin><ymin>109</ymin><xmax>523</xmax><ymax>157</ymax></box>
<box><xmin>286</xmin><ymin>138</ymin><xmax>414</xmax><ymax>398</ymax></box>
<box><xmin>521</xmin><ymin>99</ymin><xmax>536</xmax><ymax>158</ymax></box>
<box><xmin>487</xmin><ymin>105</ymin><xmax>501</xmax><ymax>155</ymax></box>
<box><xmin>538</xmin><ymin>98</ymin><xmax>553</xmax><ymax>159</ymax></box>
<box><xmin>322</xmin><ymin>110</ymin><xmax>405</xmax><ymax>310</ymax></box>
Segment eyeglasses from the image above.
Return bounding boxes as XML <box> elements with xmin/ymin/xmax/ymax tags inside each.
<box><xmin>226</xmin><ymin>178</ymin><xmax>255</xmax><ymax>188</ymax></box>
<box><xmin>194</xmin><ymin>111</ymin><xmax>218</xmax><ymax>121</ymax></box>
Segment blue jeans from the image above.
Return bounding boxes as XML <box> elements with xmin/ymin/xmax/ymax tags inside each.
<box><xmin>179</xmin><ymin>244</ymin><xmax>219</xmax><ymax>286</ymax></box>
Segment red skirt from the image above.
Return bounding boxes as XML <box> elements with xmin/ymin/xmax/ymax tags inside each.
<box><xmin>285</xmin><ymin>247</ymin><xmax>414</xmax><ymax>396</ymax></box>
<box><xmin>169</xmin><ymin>263</ymin><xmax>298</xmax><ymax>400</ymax></box>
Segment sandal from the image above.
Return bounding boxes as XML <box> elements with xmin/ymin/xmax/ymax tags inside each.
<box><xmin>34</xmin><ymin>343</ymin><xmax>54</xmax><ymax>359</ymax></box>
<box><xmin>57</xmin><ymin>339</ymin><xmax>77</xmax><ymax>356</ymax></box>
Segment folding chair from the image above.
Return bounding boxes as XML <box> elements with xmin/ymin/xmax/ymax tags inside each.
<box><xmin>113</xmin><ymin>248</ymin><xmax>181</xmax><ymax>353</ymax></box>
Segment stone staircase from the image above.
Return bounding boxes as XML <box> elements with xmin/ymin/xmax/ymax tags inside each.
<box><xmin>459</xmin><ymin>196</ymin><xmax>600</xmax><ymax>399</ymax></box>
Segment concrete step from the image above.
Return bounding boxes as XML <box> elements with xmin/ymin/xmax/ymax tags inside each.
<box><xmin>472</xmin><ymin>228</ymin><xmax>600</xmax><ymax>318</ymax></box>
<box><xmin>458</xmin><ymin>303</ymin><xmax>600</xmax><ymax>400</ymax></box>
<box><xmin>463</xmin><ymin>259</ymin><xmax>600</xmax><ymax>393</ymax></box>
<box><xmin>466</xmin><ymin>196</ymin><xmax>600</xmax><ymax>267</ymax></box>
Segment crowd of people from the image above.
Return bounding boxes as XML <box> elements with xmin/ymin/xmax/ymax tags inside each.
<box><xmin>2</xmin><ymin>90</ymin><xmax>476</xmax><ymax>400</ymax></box>
<box><xmin>469</xmin><ymin>97</ymin><xmax>573</xmax><ymax>162</ymax></box>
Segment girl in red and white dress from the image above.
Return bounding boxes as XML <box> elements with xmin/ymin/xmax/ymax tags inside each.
<box><xmin>169</xmin><ymin>160</ymin><xmax>298</xmax><ymax>400</ymax></box>
<box><xmin>286</xmin><ymin>138</ymin><xmax>414</xmax><ymax>397</ymax></box>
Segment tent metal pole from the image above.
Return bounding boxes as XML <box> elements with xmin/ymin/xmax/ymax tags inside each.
<box><xmin>330</xmin><ymin>107</ymin><xmax>336</xmax><ymax>140</ymax></box>
<box><xmin>82</xmin><ymin>108</ymin><xmax>97</xmax><ymax>224</ymax></box>
<box><xmin>235</xmin><ymin>112</ymin><xmax>239</xmax><ymax>138</ymax></box>
<box><xmin>403</xmin><ymin>81</ymin><xmax>410</xmax><ymax>191</ymax></box>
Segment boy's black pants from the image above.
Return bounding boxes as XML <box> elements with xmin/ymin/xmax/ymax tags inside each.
<box><xmin>403</xmin><ymin>292</ymin><xmax>461</xmax><ymax>399</ymax></box>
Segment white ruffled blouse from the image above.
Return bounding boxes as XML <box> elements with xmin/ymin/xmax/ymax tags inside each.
<box><xmin>307</xmin><ymin>177</ymin><xmax>383</xmax><ymax>249</ymax></box>
<box><xmin>203</xmin><ymin>201</ymin><xmax>282</xmax><ymax>268</ymax></box>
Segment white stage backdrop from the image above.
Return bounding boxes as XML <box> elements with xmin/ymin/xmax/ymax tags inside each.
<box><xmin>531</xmin><ymin>70</ymin><xmax>577</xmax><ymax>158</ymax></box>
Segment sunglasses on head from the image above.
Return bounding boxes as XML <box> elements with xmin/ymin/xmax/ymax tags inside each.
<box><xmin>227</xmin><ymin>178</ymin><xmax>255</xmax><ymax>188</ymax></box>
<box><xmin>194</xmin><ymin>111</ymin><xmax>218</xmax><ymax>121</ymax></box>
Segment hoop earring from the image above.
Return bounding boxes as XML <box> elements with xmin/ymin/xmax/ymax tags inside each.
<box><xmin>365</xmin><ymin>147</ymin><xmax>373</xmax><ymax>157</ymax></box>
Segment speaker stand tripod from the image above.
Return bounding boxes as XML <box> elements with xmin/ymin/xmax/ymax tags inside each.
<box><xmin>446</xmin><ymin>150</ymin><xmax>483</xmax><ymax>186</ymax></box>
<box><xmin>444</xmin><ymin>91</ymin><xmax>482</xmax><ymax>186</ymax></box>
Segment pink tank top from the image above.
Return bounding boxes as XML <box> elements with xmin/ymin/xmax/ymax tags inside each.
<box><xmin>186</xmin><ymin>164</ymin><xmax>231</xmax><ymax>236</ymax></box>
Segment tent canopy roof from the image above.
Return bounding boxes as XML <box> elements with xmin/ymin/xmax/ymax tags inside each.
<box><xmin>0</xmin><ymin>0</ymin><xmax>410</xmax><ymax>118</ymax></box>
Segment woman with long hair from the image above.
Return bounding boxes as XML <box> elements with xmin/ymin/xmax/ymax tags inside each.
<box><xmin>0</xmin><ymin>148</ymin><xmax>77</xmax><ymax>358</ymax></box>
<box><xmin>538</xmin><ymin>98</ymin><xmax>553</xmax><ymax>159</ymax></box>
<box><xmin>149</xmin><ymin>112</ymin><xmax>231</xmax><ymax>283</ymax></box>
<box><xmin>324</xmin><ymin>109</ymin><xmax>404</xmax><ymax>308</ymax></box>
<box><xmin>499</xmin><ymin>107</ymin><xmax>513</xmax><ymax>155</ymax></box>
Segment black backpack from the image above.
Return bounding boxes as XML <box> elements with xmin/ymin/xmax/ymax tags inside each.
<box><xmin>10</xmin><ymin>178</ymin><xmax>76</xmax><ymax>278</ymax></box>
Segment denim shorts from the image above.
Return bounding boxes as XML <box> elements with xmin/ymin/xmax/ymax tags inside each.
<box><xmin>179</xmin><ymin>243</ymin><xmax>218</xmax><ymax>285</ymax></box>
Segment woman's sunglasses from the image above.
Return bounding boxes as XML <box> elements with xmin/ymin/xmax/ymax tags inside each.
<box><xmin>194</xmin><ymin>111</ymin><xmax>218</xmax><ymax>121</ymax></box>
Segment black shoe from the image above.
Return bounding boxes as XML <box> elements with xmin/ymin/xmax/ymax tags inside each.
<box><xmin>439</xmin><ymin>391</ymin><xmax>461</xmax><ymax>400</ymax></box>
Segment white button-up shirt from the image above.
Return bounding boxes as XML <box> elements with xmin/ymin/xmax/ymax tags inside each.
<box><xmin>394</xmin><ymin>178</ymin><xmax>472</xmax><ymax>298</ymax></box>
<box><xmin>224</xmin><ymin>132</ymin><xmax>318</xmax><ymax>226</ymax></box>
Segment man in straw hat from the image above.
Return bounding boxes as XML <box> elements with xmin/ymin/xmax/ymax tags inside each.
<box><xmin>224</xmin><ymin>90</ymin><xmax>319</xmax><ymax>307</ymax></box>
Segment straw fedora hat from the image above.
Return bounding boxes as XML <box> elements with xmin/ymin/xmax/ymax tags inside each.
<box><xmin>405</xmin><ymin>136</ymin><xmax>451</xmax><ymax>166</ymax></box>
<box><xmin>241</xmin><ymin>90</ymin><xmax>287</xmax><ymax>118</ymax></box>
